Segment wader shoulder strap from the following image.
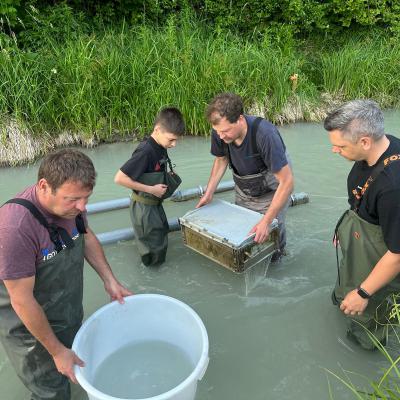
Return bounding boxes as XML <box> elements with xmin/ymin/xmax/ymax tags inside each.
<box><xmin>352</xmin><ymin>154</ymin><xmax>400</xmax><ymax>211</ymax></box>
<box><xmin>250</xmin><ymin>117</ymin><xmax>263</xmax><ymax>155</ymax></box>
<box><xmin>75</xmin><ymin>214</ymin><xmax>87</xmax><ymax>234</ymax></box>
<box><xmin>333</xmin><ymin>209</ymin><xmax>350</xmax><ymax>286</ymax></box>
<box><xmin>158</xmin><ymin>153</ymin><xmax>176</xmax><ymax>173</ymax></box>
<box><xmin>146</xmin><ymin>136</ymin><xmax>169</xmax><ymax>171</ymax></box>
<box><xmin>4</xmin><ymin>198</ymin><xmax>77</xmax><ymax>252</ymax></box>
<box><xmin>225</xmin><ymin>117</ymin><xmax>263</xmax><ymax>173</ymax></box>
<box><xmin>250</xmin><ymin>118</ymin><xmax>286</xmax><ymax>155</ymax></box>
<box><xmin>165</xmin><ymin>154</ymin><xmax>177</xmax><ymax>173</ymax></box>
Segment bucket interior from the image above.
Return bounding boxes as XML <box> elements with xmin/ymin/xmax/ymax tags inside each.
<box><xmin>73</xmin><ymin>295</ymin><xmax>208</xmax><ymax>399</ymax></box>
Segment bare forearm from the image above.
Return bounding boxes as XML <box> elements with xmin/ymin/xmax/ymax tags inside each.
<box><xmin>11</xmin><ymin>298</ymin><xmax>63</xmax><ymax>356</ymax></box>
<box><xmin>114</xmin><ymin>170</ymin><xmax>154</xmax><ymax>194</ymax></box>
<box><xmin>204</xmin><ymin>157</ymin><xmax>228</xmax><ymax>196</ymax></box>
<box><xmin>84</xmin><ymin>228</ymin><xmax>116</xmax><ymax>284</ymax></box>
<box><xmin>360</xmin><ymin>251</ymin><xmax>400</xmax><ymax>295</ymax></box>
<box><xmin>262</xmin><ymin>170</ymin><xmax>293</xmax><ymax>225</ymax></box>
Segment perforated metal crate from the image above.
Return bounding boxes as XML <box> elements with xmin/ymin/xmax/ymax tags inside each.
<box><xmin>179</xmin><ymin>200</ymin><xmax>278</xmax><ymax>273</ymax></box>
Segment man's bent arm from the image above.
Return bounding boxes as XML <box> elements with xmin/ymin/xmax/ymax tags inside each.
<box><xmin>84</xmin><ymin>227</ymin><xmax>132</xmax><ymax>303</ymax></box>
<box><xmin>251</xmin><ymin>164</ymin><xmax>294</xmax><ymax>242</ymax></box>
<box><xmin>196</xmin><ymin>156</ymin><xmax>228</xmax><ymax>208</ymax></box>
<box><xmin>3</xmin><ymin>277</ymin><xmax>84</xmax><ymax>383</ymax></box>
<box><xmin>340</xmin><ymin>250</ymin><xmax>400</xmax><ymax>315</ymax></box>
<box><xmin>262</xmin><ymin>165</ymin><xmax>294</xmax><ymax>225</ymax></box>
<box><xmin>114</xmin><ymin>170</ymin><xmax>166</xmax><ymax>198</ymax></box>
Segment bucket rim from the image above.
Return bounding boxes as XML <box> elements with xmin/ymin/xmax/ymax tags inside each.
<box><xmin>72</xmin><ymin>293</ymin><xmax>209</xmax><ymax>400</ymax></box>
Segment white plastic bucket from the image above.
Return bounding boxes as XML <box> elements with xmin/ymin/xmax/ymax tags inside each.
<box><xmin>72</xmin><ymin>294</ymin><xmax>209</xmax><ymax>400</ymax></box>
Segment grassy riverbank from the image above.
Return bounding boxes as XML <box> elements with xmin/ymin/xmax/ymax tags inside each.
<box><xmin>1</xmin><ymin>14</ymin><xmax>400</xmax><ymax>165</ymax></box>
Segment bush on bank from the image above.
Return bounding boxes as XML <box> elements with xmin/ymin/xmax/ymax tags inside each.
<box><xmin>2</xmin><ymin>0</ymin><xmax>400</xmax><ymax>39</ymax></box>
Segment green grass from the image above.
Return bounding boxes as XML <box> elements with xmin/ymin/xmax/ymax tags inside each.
<box><xmin>1</xmin><ymin>13</ymin><xmax>400</xmax><ymax>148</ymax></box>
<box><xmin>327</xmin><ymin>297</ymin><xmax>400</xmax><ymax>399</ymax></box>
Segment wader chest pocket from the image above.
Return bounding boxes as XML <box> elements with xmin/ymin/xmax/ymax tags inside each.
<box><xmin>233</xmin><ymin>172</ymin><xmax>275</xmax><ymax>197</ymax></box>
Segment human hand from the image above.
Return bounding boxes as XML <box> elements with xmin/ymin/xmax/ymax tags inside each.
<box><xmin>249</xmin><ymin>220</ymin><xmax>270</xmax><ymax>243</ymax></box>
<box><xmin>104</xmin><ymin>279</ymin><xmax>133</xmax><ymax>304</ymax></box>
<box><xmin>151</xmin><ymin>184</ymin><xmax>168</xmax><ymax>198</ymax></box>
<box><xmin>53</xmin><ymin>346</ymin><xmax>85</xmax><ymax>384</ymax></box>
<box><xmin>340</xmin><ymin>289</ymin><xmax>368</xmax><ymax>316</ymax></box>
<box><xmin>195</xmin><ymin>192</ymin><xmax>212</xmax><ymax>208</ymax></box>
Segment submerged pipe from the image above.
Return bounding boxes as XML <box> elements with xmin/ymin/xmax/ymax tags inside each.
<box><xmin>290</xmin><ymin>192</ymin><xmax>309</xmax><ymax>207</ymax></box>
<box><xmin>97</xmin><ymin>218</ymin><xmax>180</xmax><ymax>246</ymax></box>
<box><xmin>171</xmin><ymin>180</ymin><xmax>234</xmax><ymax>202</ymax></box>
<box><xmin>87</xmin><ymin>181</ymin><xmax>234</xmax><ymax>215</ymax></box>
<box><xmin>95</xmin><ymin>193</ymin><xmax>310</xmax><ymax>245</ymax></box>
<box><xmin>87</xmin><ymin>197</ymin><xmax>130</xmax><ymax>214</ymax></box>
<box><xmin>87</xmin><ymin>181</ymin><xmax>308</xmax><ymax>215</ymax></box>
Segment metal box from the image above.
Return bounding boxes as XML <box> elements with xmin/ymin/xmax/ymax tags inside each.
<box><xmin>179</xmin><ymin>200</ymin><xmax>278</xmax><ymax>273</ymax></box>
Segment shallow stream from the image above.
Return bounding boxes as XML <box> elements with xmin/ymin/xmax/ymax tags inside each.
<box><xmin>1</xmin><ymin>112</ymin><xmax>400</xmax><ymax>399</ymax></box>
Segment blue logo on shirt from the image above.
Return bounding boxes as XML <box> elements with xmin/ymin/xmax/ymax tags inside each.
<box><xmin>40</xmin><ymin>229</ymin><xmax>80</xmax><ymax>261</ymax></box>
<box><xmin>41</xmin><ymin>248</ymin><xmax>50</xmax><ymax>257</ymax></box>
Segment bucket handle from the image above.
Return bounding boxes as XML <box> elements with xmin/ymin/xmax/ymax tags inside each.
<box><xmin>198</xmin><ymin>357</ymin><xmax>210</xmax><ymax>381</ymax></box>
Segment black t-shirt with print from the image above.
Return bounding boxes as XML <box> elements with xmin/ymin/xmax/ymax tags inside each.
<box><xmin>347</xmin><ymin>135</ymin><xmax>400</xmax><ymax>253</ymax></box>
<box><xmin>120</xmin><ymin>136</ymin><xmax>167</xmax><ymax>181</ymax></box>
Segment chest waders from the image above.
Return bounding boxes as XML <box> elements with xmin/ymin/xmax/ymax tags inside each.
<box><xmin>228</xmin><ymin>118</ymin><xmax>291</xmax><ymax>253</ymax></box>
<box><xmin>0</xmin><ymin>199</ymin><xmax>86</xmax><ymax>399</ymax></box>
<box><xmin>130</xmin><ymin>157</ymin><xmax>181</xmax><ymax>266</ymax></box>
<box><xmin>333</xmin><ymin>156</ymin><xmax>400</xmax><ymax>350</ymax></box>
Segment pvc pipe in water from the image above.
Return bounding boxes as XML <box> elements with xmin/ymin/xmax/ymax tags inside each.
<box><xmin>96</xmin><ymin>194</ymin><xmax>309</xmax><ymax>246</ymax></box>
<box><xmin>87</xmin><ymin>197</ymin><xmax>130</xmax><ymax>215</ymax></box>
<box><xmin>290</xmin><ymin>192</ymin><xmax>309</xmax><ymax>207</ymax></box>
<box><xmin>87</xmin><ymin>181</ymin><xmax>234</xmax><ymax>215</ymax></box>
<box><xmin>97</xmin><ymin>218</ymin><xmax>180</xmax><ymax>245</ymax></box>
<box><xmin>87</xmin><ymin>181</ymin><xmax>308</xmax><ymax>215</ymax></box>
<box><xmin>171</xmin><ymin>180</ymin><xmax>234</xmax><ymax>202</ymax></box>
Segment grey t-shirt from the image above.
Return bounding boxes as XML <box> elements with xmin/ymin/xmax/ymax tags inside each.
<box><xmin>0</xmin><ymin>185</ymin><xmax>86</xmax><ymax>280</ymax></box>
<box><xmin>211</xmin><ymin>115</ymin><xmax>288</xmax><ymax>176</ymax></box>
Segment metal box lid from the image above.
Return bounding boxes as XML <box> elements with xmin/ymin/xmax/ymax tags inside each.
<box><xmin>179</xmin><ymin>199</ymin><xmax>277</xmax><ymax>249</ymax></box>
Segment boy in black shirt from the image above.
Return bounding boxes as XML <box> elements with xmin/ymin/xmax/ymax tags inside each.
<box><xmin>115</xmin><ymin>107</ymin><xmax>185</xmax><ymax>266</ymax></box>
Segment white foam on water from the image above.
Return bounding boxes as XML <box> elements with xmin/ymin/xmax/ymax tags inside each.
<box><xmin>92</xmin><ymin>340</ymin><xmax>194</xmax><ymax>399</ymax></box>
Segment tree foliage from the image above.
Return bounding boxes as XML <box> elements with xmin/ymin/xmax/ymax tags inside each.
<box><xmin>1</xmin><ymin>0</ymin><xmax>400</xmax><ymax>44</ymax></box>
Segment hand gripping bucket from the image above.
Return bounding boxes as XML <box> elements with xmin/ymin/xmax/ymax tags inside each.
<box><xmin>72</xmin><ymin>294</ymin><xmax>209</xmax><ymax>400</ymax></box>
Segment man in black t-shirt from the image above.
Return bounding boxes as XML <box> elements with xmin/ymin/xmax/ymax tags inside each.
<box><xmin>115</xmin><ymin>108</ymin><xmax>185</xmax><ymax>266</ymax></box>
<box><xmin>324</xmin><ymin>99</ymin><xmax>400</xmax><ymax>349</ymax></box>
<box><xmin>196</xmin><ymin>93</ymin><xmax>294</xmax><ymax>259</ymax></box>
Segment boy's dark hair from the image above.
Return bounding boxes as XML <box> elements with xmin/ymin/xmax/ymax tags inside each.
<box><xmin>38</xmin><ymin>149</ymin><xmax>97</xmax><ymax>192</ymax></box>
<box><xmin>206</xmin><ymin>93</ymin><xmax>244</xmax><ymax>124</ymax></box>
<box><xmin>154</xmin><ymin>107</ymin><xmax>185</xmax><ymax>135</ymax></box>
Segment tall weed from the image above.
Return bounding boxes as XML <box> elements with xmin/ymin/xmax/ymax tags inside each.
<box><xmin>327</xmin><ymin>296</ymin><xmax>400</xmax><ymax>399</ymax></box>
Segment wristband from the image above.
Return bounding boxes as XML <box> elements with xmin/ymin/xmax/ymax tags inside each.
<box><xmin>357</xmin><ymin>286</ymin><xmax>371</xmax><ymax>299</ymax></box>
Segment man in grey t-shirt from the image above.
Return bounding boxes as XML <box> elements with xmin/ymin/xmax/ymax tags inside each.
<box><xmin>196</xmin><ymin>93</ymin><xmax>294</xmax><ymax>259</ymax></box>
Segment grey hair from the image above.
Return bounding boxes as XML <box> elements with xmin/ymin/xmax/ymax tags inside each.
<box><xmin>323</xmin><ymin>99</ymin><xmax>384</xmax><ymax>142</ymax></box>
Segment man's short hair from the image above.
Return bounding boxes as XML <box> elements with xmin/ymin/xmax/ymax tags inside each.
<box><xmin>324</xmin><ymin>99</ymin><xmax>385</xmax><ymax>142</ymax></box>
<box><xmin>154</xmin><ymin>107</ymin><xmax>185</xmax><ymax>135</ymax></box>
<box><xmin>38</xmin><ymin>149</ymin><xmax>96</xmax><ymax>191</ymax></box>
<box><xmin>206</xmin><ymin>93</ymin><xmax>244</xmax><ymax>124</ymax></box>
